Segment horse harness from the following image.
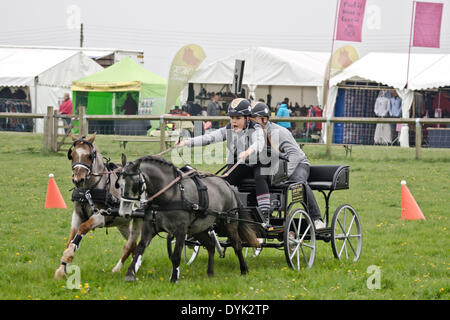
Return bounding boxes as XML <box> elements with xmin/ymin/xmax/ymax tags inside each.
<box><xmin>69</xmin><ymin>138</ymin><xmax>121</xmax><ymax>219</ymax></box>
<box><xmin>126</xmin><ymin>164</ymin><xmax>241</xmax><ymax>228</ymax></box>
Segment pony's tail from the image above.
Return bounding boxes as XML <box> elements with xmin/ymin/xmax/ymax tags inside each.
<box><xmin>226</xmin><ymin>182</ymin><xmax>263</xmax><ymax>248</ymax></box>
<box><xmin>238</xmin><ymin>209</ymin><xmax>263</xmax><ymax>248</ymax></box>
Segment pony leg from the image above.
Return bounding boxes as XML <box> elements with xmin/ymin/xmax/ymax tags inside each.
<box><xmin>54</xmin><ymin>211</ymin><xmax>82</xmax><ymax>279</ymax></box>
<box><xmin>125</xmin><ymin>219</ymin><xmax>155</xmax><ymax>282</ymax></box>
<box><xmin>170</xmin><ymin>225</ymin><xmax>188</xmax><ymax>283</ymax></box>
<box><xmin>193</xmin><ymin>231</ymin><xmax>216</xmax><ymax>277</ymax></box>
<box><xmin>227</xmin><ymin>223</ymin><xmax>249</xmax><ymax>275</ymax></box>
<box><xmin>112</xmin><ymin>218</ymin><xmax>142</xmax><ymax>273</ymax></box>
<box><xmin>54</xmin><ymin>214</ymin><xmax>104</xmax><ymax>279</ymax></box>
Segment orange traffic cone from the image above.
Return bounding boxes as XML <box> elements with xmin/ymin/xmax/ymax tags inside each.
<box><xmin>45</xmin><ymin>173</ymin><xmax>67</xmax><ymax>209</ymax></box>
<box><xmin>401</xmin><ymin>180</ymin><xmax>425</xmax><ymax>220</ymax></box>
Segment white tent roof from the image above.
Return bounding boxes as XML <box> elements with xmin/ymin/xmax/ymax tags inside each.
<box><xmin>329</xmin><ymin>52</ymin><xmax>450</xmax><ymax>90</ymax></box>
<box><xmin>0</xmin><ymin>47</ymin><xmax>102</xmax><ymax>87</ymax></box>
<box><xmin>189</xmin><ymin>47</ymin><xmax>330</xmax><ymax>87</ymax></box>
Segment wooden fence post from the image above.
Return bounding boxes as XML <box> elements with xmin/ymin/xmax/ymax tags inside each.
<box><xmin>43</xmin><ymin>106</ymin><xmax>53</xmax><ymax>151</ymax></box>
<box><xmin>326</xmin><ymin>118</ymin><xmax>333</xmax><ymax>157</ymax></box>
<box><xmin>78</xmin><ymin>106</ymin><xmax>87</xmax><ymax>137</ymax></box>
<box><xmin>415</xmin><ymin>118</ymin><xmax>421</xmax><ymax>160</ymax></box>
<box><xmin>52</xmin><ymin>109</ymin><xmax>59</xmax><ymax>152</ymax></box>
<box><xmin>159</xmin><ymin>115</ymin><xmax>166</xmax><ymax>152</ymax></box>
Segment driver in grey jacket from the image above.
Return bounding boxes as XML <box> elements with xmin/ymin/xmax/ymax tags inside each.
<box><xmin>176</xmin><ymin>98</ymin><xmax>273</xmax><ymax>226</ymax></box>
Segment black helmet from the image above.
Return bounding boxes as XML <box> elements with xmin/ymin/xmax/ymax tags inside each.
<box><xmin>251</xmin><ymin>101</ymin><xmax>270</xmax><ymax>118</ymax></box>
<box><xmin>227</xmin><ymin>98</ymin><xmax>252</xmax><ymax>116</ymax></box>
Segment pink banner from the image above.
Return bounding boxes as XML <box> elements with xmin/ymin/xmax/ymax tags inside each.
<box><xmin>413</xmin><ymin>2</ymin><xmax>443</xmax><ymax>48</ymax></box>
<box><xmin>336</xmin><ymin>0</ymin><xmax>366</xmax><ymax>42</ymax></box>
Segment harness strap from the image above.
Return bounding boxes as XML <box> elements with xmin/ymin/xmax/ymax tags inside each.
<box><xmin>190</xmin><ymin>173</ymin><xmax>209</xmax><ymax>214</ymax></box>
<box><xmin>72</xmin><ymin>162</ymin><xmax>92</xmax><ymax>174</ymax></box>
<box><xmin>147</xmin><ymin>169</ymin><xmax>196</xmax><ymax>202</ymax></box>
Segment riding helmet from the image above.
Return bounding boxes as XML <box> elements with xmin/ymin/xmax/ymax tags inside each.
<box><xmin>227</xmin><ymin>98</ymin><xmax>252</xmax><ymax>116</ymax></box>
<box><xmin>251</xmin><ymin>101</ymin><xmax>270</xmax><ymax>118</ymax></box>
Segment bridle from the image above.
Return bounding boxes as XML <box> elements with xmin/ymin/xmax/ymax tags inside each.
<box><xmin>67</xmin><ymin>138</ymin><xmax>97</xmax><ymax>178</ymax></box>
<box><xmin>116</xmin><ymin>168</ymin><xmax>147</xmax><ymax>205</ymax></box>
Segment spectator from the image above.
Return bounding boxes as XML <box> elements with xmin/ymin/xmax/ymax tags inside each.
<box><xmin>58</xmin><ymin>93</ymin><xmax>73</xmax><ymax>132</ymax></box>
<box><xmin>313</xmin><ymin>105</ymin><xmax>323</xmax><ymax>131</ymax></box>
<box><xmin>121</xmin><ymin>93</ymin><xmax>138</xmax><ymax>115</ymax></box>
<box><xmin>207</xmin><ymin>93</ymin><xmax>221</xmax><ymax>129</ymax></box>
<box><xmin>276</xmin><ymin>101</ymin><xmax>291</xmax><ymax>130</ymax></box>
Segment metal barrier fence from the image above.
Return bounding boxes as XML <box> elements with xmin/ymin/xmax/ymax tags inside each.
<box><xmin>1</xmin><ymin>106</ymin><xmax>450</xmax><ymax>159</ymax></box>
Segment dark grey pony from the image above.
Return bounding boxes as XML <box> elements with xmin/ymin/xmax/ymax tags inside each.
<box><xmin>117</xmin><ymin>154</ymin><xmax>260</xmax><ymax>283</ymax></box>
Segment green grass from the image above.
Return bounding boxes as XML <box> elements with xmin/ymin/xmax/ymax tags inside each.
<box><xmin>0</xmin><ymin>132</ymin><xmax>448</xmax><ymax>300</ymax></box>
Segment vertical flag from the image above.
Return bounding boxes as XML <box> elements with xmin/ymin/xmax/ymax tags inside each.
<box><xmin>413</xmin><ymin>2</ymin><xmax>444</xmax><ymax>48</ymax></box>
<box><xmin>164</xmin><ymin>44</ymin><xmax>206</xmax><ymax>113</ymax></box>
<box><xmin>323</xmin><ymin>0</ymin><xmax>365</xmax><ymax>145</ymax></box>
<box><xmin>336</xmin><ymin>0</ymin><xmax>367</xmax><ymax>42</ymax></box>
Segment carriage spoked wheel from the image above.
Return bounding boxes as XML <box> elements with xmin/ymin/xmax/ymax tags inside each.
<box><xmin>166</xmin><ymin>235</ymin><xmax>201</xmax><ymax>266</ymax></box>
<box><xmin>284</xmin><ymin>208</ymin><xmax>316</xmax><ymax>270</ymax></box>
<box><xmin>331</xmin><ymin>204</ymin><xmax>362</xmax><ymax>261</ymax></box>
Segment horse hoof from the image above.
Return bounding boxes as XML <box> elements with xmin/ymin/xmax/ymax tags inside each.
<box><xmin>124</xmin><ymin>274</ymin><xmax>136</xmax><ymax>282</ymax></box>
<box><xmin>112</xmin><ymin>262</ymin><xmax>122</xmax><ymax>273</ymax></box>
<box><xmin>54</xmin><ymin>266</ymin><xmax>66</xmax><ymax>280</ymax></box>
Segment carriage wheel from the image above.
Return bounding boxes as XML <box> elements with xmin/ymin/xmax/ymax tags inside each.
<box><xmin>284</xmin><ymin>208</ymin><xmax>316</xmax><ymax>270</ymax></box>
<box><xmin>331</xmin><ymin>204</ymin><xmax>362</xmax><ymax>261</ymax></box>
<box><xmin>166</xmin><ymin>235</ymin><xmax>201</xmax><ymax>266</ymax></box>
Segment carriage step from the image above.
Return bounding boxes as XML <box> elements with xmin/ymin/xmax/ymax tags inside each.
<box><xmin>315</xmin><ymin>227</ymin><xmax>332</xmax><ymax>242</ymax></box>
<box><xmin>316</xmin><ymin>227</ymin><xmax>332</xmax><ymax>234</ymax></box>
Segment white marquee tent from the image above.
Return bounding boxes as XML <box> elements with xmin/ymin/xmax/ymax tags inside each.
<box><xmin>189</xmin><ymin>47</ymin><xmax>331</xmax><ymax>106</ymax></box>
<box><xmin>0</xmin><ymin>47</ymin><xmax>103</xmax><ymax>132</ymax></box>
<box><xmin>326</xmin><ymin>52</ymin><xmax>450</xmax><ymax>147</ymax></box>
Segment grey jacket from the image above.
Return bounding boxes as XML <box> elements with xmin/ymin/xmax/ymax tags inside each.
<box><xmin>188</xmin><ymin>121</ymin><xmax>265</xmax><ymax>165</ymax></box>
<box><xmin>265</xmin><ymin>121</ymin><xmax>309</xmax><ymax>176</ymax></box>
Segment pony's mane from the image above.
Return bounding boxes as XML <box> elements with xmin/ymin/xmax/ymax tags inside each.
<box><xmin>137</xmin><ymin>155</ymin><xmax>177</xmax><ymax>170</ymax></box>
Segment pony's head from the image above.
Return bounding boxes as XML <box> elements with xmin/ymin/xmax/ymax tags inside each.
<box><xmin>117</xmin><ymin>154</ymin><xmax>146</xmax><ymax>217</ymax></box>
<box><xmin>68</xmin><ymin>133</ymin><xmax>97</xmax><ymax>188</ymax></box>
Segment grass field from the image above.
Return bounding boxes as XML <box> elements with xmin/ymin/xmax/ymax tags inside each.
<box><xmin>0</xmin><ymin>131</ymin><xmax>448</xmax><ymax>300</ymax></box>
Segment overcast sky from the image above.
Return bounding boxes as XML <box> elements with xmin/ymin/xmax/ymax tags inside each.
<box><xmin>1</xmin><ymin>0</ymin><xmax>450</xmax><ymax>77</ymax></box>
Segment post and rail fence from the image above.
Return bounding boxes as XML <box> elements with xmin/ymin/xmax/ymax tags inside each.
<box><xmin>1</xmin><ymin>106</ymin><xmax>449</xmax><ymax>159</ymax></box>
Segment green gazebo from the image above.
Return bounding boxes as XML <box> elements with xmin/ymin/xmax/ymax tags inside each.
<box><xmin>72</xmin><ymin>57</ymin><xmax>167</xmax><ymax>134</ymax></box>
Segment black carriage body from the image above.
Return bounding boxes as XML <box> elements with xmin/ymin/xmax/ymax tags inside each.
<box><xmin>171</xmin><ymin>164</ymin><xmax>362</xmax><ymax>269</ymax></box>
<box><xmin>232</xmin><ymin>165</ymin><xmax>351</xmax><ymax>240</ymax></box>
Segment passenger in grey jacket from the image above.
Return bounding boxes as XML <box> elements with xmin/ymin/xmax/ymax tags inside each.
<box><xmin>250</xmin><ymin>101</ymin><xmax>325</xmax><ymax>229</ymax></box>
<box><xmin>176</xmin><ymin>98</ymin><xmax>272</xmax><ymax>225</ymax></box>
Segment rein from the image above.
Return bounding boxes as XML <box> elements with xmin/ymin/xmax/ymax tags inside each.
<box><xmin>145</xmin><ymin>159</ymin><xmax>243</xmax><ymax>202</ymax></box>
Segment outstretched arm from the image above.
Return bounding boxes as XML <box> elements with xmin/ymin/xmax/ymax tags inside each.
<box><xmin>175</xmin><ymin>127</ymin><xmax>226</xmax><ymax>148</ymax></box>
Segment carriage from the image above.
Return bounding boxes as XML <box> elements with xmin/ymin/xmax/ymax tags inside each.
<box><xmin>167</xmin><ymin>164</ymin><xmax>362</xmax><ymax>271</ymax></box>
<box><xmin>59</xmin><ymin>134</ymin><xmax>362</xmax><ymax>283</ymax></box>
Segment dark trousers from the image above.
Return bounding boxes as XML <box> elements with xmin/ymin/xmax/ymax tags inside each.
<box><xmin>288</xmin><ymin>163</ymin><xmax>322</xmax><ymax>221</ymax></box>
<box><xmin>63</xmin><ymin>117</ymin><xmax>71</xmax><ymax>133</ymax></box>
<box><xmin>224</xmin><ymin>163</ymin><xmax>270</xmax><ymax>196</ymax></box>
